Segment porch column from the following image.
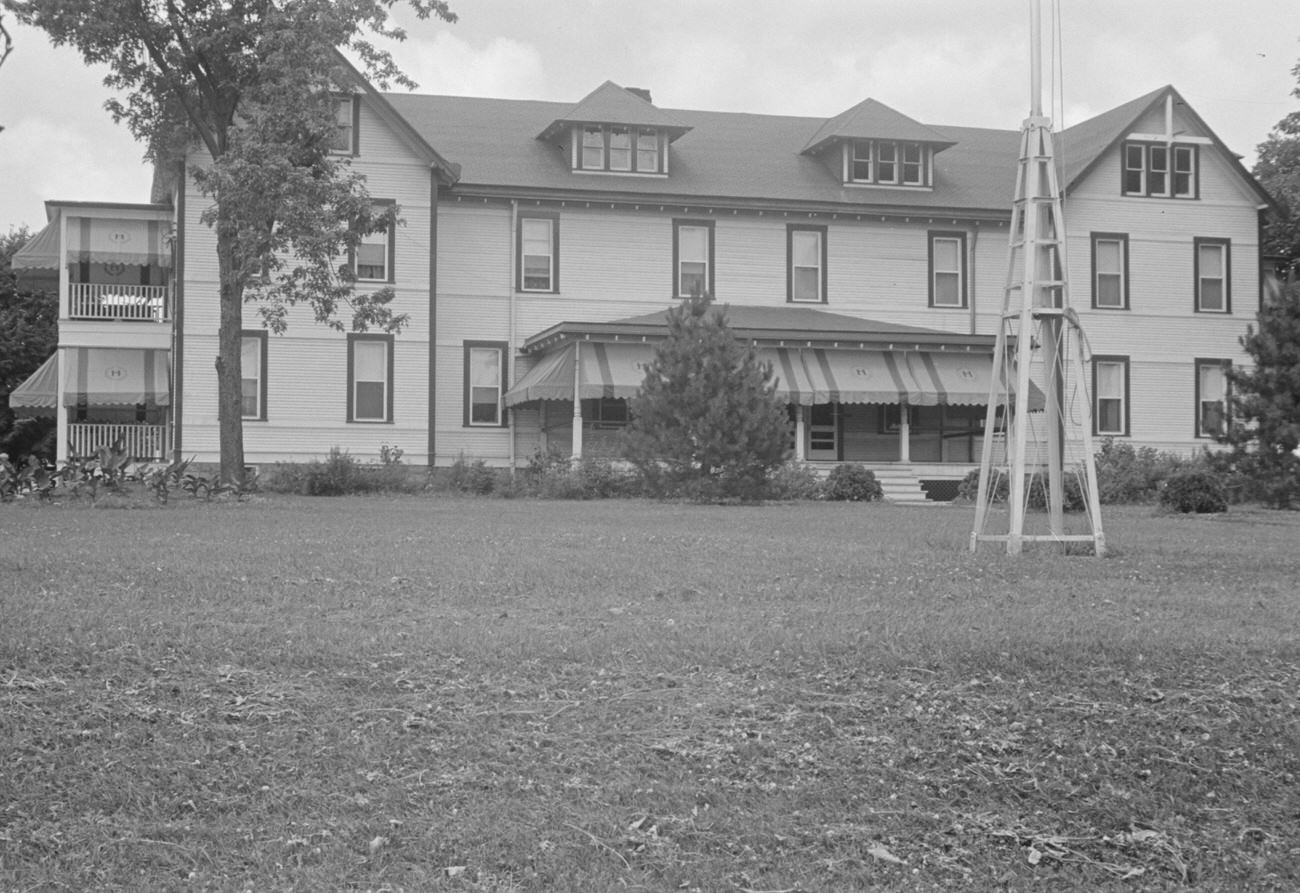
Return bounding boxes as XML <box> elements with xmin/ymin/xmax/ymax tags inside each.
<box><xmin>794</xmin><ymin>406</ymin><xmax>806</xmax><ymax>462</ymax></box>
<box><xmin>56</xmin><ymin>347</ymin><xmax>68</xmax><ymax>463</ymax></box>
<box><xmin>571</xmin><ymin>341</ymin><xmax>584</xmax><ymax>460</ymax></box>
<box><xmin>539</xmin><ymin>402</ymin><xmax>548</xmax><ymax>453</ymax></box>
<box><xmin>898</xmin><ymin>405</ymin><xmax>911</xmax><ymax>463</ymax></box>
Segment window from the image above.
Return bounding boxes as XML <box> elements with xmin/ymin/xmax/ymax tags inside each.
<box><xmin>352</xmin><ymin>200</ymin><xmax>394</xmax><ymax>283</ymax></box>
<box><xmin>464</xmin><ymin>342</ymin><xmax>507</xmax><ymax>427</ymax></box>
<box><xmin>329</xmin><ymin>95</ymin><xmax>358</xmax><ymax>155</ymax></box>
<box><xmin>848</xmin><ymin>140</ymin><xmax>930</xmax><ymax>186</ymax></box>
<box><xmin>674</xmin><ymin>219</ymin><xmax>714</xmax><ymax>298</ymax></box>
<box><xmin>240</xmin><ymin>331</ymin><xmax>267</xmax><ymax>420</ymax></box>
<box><xmin>575</xmin><ymin>125</ymin><xmax>662</xmax><ymax>173</ymax></box>
<box><xmin>1093</xmin><ymin>356</ymin><xmax>1129</xmax><ymax>436</ymax></box>
<box><xmin>518</xmin><ymin>214</ymin><xmax>559</xmax><ymax>292</ymax></box>
<box><xmin>1122</xmin><ymin>142</ymin><xmax>1197</xmax><ymax>197</ymax></box>
<box><xmin>1194</xmin><ymin>238</ymin><xmax>1230</xmax><ymax>312</ymax></box>
<box><xmin>581</xmin><ymin>397</ymin><xmax>630</xmax><ymax>428</ymax></box>
<box><xmin>1091</xmin><ymin>232</ymin><xmax>1129</xmax><ymax>309</ymax></box>
<box><xmin>1195</xmin><ymin>359</ymin><xmax>1230</xmax><ymax>438</ymax></box>
<box><xmin>787</xmin><ymin>226</ymin><xmax>827</xmax><ymax>303</ymax></box>
<box><xmin>929</xmin><ymin>231</ymin><xmax>967</xmax><ymax>308</ymax></box>
<box><xmin>348</xmin><ymin>334</ymin><xmax>393</xmax><ymax>423</ymax></box>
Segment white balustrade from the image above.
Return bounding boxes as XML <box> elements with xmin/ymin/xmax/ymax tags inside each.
<box><xmin>68</xmin><ymin>283</ymin><xmax>170</xmax><ymax>321</ymax></box>
<box><xmin>67</xmin><ymin>424</ymin><xmax>167</xmax><ymax>461</ymax></box>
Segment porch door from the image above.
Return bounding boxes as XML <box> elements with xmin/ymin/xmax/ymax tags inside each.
<box><xmin>808</xmin><ymin>403</ymin><xmax>839</xmax><ymax>461</ymax></box>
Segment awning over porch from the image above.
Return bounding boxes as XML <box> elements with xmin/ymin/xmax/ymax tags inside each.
<box><xmin>906</xmin><ymin>351</ymin><xmax>1044</xmax><ymax>409</ymax></box>
<box><xmin>62</xmin><ymin>348</ymin><xmax>171</xmax><ymax>407</ymax></box>
<box><xmin>798</xmin><ymin>349</ymin><xmax>927</xmax><ymax>405</ymax></box>
<box><xmin>10</xmin><ymin>220</ymin><xmax>60</xmax><ymax>271</ymax></box>
<box><xmin>8</xmin><ymin>353</ymin><xmax>59</xmax><ymax>418</ymax></box>
<box><xmin>504</xmin><ymin>341</ymin><xmax>657</xmax><ymax>407</ymax></box>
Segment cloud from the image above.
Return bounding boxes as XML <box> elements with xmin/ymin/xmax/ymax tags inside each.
<box><xmin>395</xmin><ymin>32</ymin><xmax>549</xmax><ymax>100</ymax></box>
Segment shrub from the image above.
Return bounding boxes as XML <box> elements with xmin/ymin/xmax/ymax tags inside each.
<box><xmin>445</xmin><ymin>455</ymin><xmax>499</xmax><ymax>495</ymax></box>
<box><xmin>822</xmin><ymin>464</ymin><xmax>882</xmax><ymax>502</ymax></box>
<box><xmin>302</xmin><ymin>447</ymin><xmax>361</xmax><ymax>496</ymax></box>
<box><xmin>1093</xmin><ymin>438</ymin><xmax>1188</xmax><ymax>504</ymax></box>
<box><xmin>1159</xmin><ymin>469</ymin><xmax>1228</xmax><ymax>514</ymax></box>
<box><xmin>957</xmin><ymin>468</ymin><xmax>1008</xmax><ymax>503</ymax></box>
<box><xmin>1025</xmin><ymin>470</ymin><xmax>1086</xmax><ymax>513</ymax></box>
<box><xmin>766</xmin><ymin>462</ymin><xmax>824</xmax><ymax>501</ymax></box>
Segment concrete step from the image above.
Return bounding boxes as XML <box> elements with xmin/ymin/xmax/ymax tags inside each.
<box><xmin>870</xmin><ymin>468</ymin><xmax>929</xmax><ymax>504</ymax></box>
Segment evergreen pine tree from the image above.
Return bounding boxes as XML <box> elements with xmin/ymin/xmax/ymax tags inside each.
<box><xmin>623</xmin><ymin>292</ymin><xmax>790</xmax><ymax>499</ymax></box>
<box><xmin>1225</xmin><ymin>281</ymin><xmax>1300</xmax><ymax>507</ymax></box>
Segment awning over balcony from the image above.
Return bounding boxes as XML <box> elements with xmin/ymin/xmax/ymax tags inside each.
<box><xmin>10</xmin><ymin>220</ymin><xmax>60</xmax><ymax>270</ymax></box>
<box><xmin>68</xmin><ymin>218</ymin><xmax>172</xmax><ymax>267</ymax></box>
<box><xmin>62</xmin><ymin>348</ymin><xmax>171</xmax><ymax>408</ymax></box>
<box><xmin>7</xmin><ymin>353</ymin><xmax>58</xmax><ymax>418</ymax></box>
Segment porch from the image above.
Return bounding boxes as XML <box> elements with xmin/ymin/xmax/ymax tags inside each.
<box><xmin>68</xmin><ymin>423</ymin><xmax>169</xmax><ymax>462</ymax></box>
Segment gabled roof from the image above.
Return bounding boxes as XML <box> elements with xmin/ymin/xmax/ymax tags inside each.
<box><xmin>1059</xmin><ymin>84</ymin><xmax>1278</xmax><ymax>210</ymax></box>
<box><xmin>536</xmin><ymin>81</ymin><xmax>693</xmax><ymax>142</ymax></box>
<box><xmin>521</xmin><ymin>304</ymin><xmax>995</xmax><ymax>353</ymax></box>
<box><xmin>802</xmin><ymin>97</ymin><xmax>957</xmax><ymax>155</ymax></box>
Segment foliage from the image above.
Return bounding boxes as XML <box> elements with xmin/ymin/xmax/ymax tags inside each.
<box><xmin>1254</xmin><ymin>57</ymin><xmax>1300</xmax><ymax>274</ymax></box>
<box><xmin>764</xmin><ymin>461</ymin><xmax>824</xmax><ymax>501</ymax></box>
<box><xmin>1159</xmin><ymin>468</ymin><xmax>1229</xmax><ymax>514</ymax></box>
<box><xmin>442</xmin><ymin>455</ymin><xmax>500</xmax><ymax>496</ymax></box>
<box><xmin>1223</xmin><ymin>281</ymin><xmax>1300</xmax><ymax>508</ymax></box>
<box><xmin>1</xmin><ymin>226</ymin><xmax>58</xmax><ymax>464</ymax></box>
<box><xmin>623</xmin><ymin>292</ymin><xmax>791</xmax><ymax>501</ymax></box>
<box><xmin>1024</xmin><ymin>470</ymin><xmax>1086</xmax><ymax>513</ymax></box>
<box><xmin>1092</xmin><ymin>438</ymin><xmax>1191</xmax><ymax>504</ymax></box>
<box><xmin>7</xmin><ymin>0</ymin><xmax>456</xmax><ymax>485</ymax></box>
<box><xmin>822</xmin><ymin>463</ymin><xmax>883</xmax><ymax>501</ymax></box>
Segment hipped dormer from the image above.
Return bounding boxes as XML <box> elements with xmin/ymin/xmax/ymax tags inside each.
<box><xmin>536</xmin><ymin>81</ymin><xmax>692</xmax><ymax>176</ymax></box>
<box><xmin>803</xmin><ymin>98</ymin><xmax>955</xmax><ymax>189</ymax></box>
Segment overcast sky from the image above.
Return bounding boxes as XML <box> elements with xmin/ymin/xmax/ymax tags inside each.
<box><xmin>1</xmin><ymin>0</ymin><xmax>1297</xmax><ymax>234</ymax></box>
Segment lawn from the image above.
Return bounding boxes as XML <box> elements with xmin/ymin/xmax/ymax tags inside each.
<box><xmin>2</xmin><ymin>495</ymin><xmax>1298</xmax><ymax>891</ymax></box>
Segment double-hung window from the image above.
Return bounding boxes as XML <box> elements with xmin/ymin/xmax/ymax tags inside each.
<box><xmin>465</xmin><ymin>342</ymin><xmax>507</xmax><ymax>427</ymax></box>
<box><xmin>674</xmin><ymin>220</ymin><xmax>714</xmax><ymax>298</ymax></box>
<box><xmin>581</xmin><ymin>126</ymin><xmax>605</xmax><ymax>170</ymax></box>
<box><xmin>1194</xmin><ymin>238</ymin><xmax>1230</xmax><ymax>312</ymax></box>
<box><xmin>636</xmin><ymin>129</ymin><xmax>660</xmax><ymax>172</ymax></box>
<box><xmin>240</xmin><ymin>331</ymin><xmax>267</xmax><ymax>420</ymax></box>
<box><xmin>787</xmin><ymin>225</ymin><xmax>826</xmax><ymax>303</ymax></box>
<box><xmin>1093</xmin><ymin>356</ymin><xmax>1129</xmax><ymax>437</ymax></box>
<box><xmin>901</xmin><ymin>143</ymin><xmax>924</xmax><ymax>185</ymax></box>
<box><xmin>348</xmin><ymin>334</ymin><xmax>393</xmax><ymax>423</ymax></box>
<box><xmin>329</xmin><ymin>95</ymin><xmax>358</xmax><ymax>155</ymax></box>
<box><xmin>848</xmin><ymin>141</ymin><xmax>929</xmax><ymax>186</ymax></box>
<box><xmin>1123</xmin><ymin>142</ymin><xmax>1197</xmax><ymax>198</ymax></box>
<box><xmin>576</xmin><ymin>126</ymin><xmax>661</xmax><ymax>173</ymax></box>
<box><xmin>518</xmin><ymin>213</ymin><xmax>559</xmax><ymax>293</ymax></box>
<box><xmin>353</xmin><ymin>200</ymin><xmax>394</xmax><ymax>283</ymax></box>
<box><xmin>1195</xmin><ymin>359</ymin><xmax>1230</xmax><ymax>438</ymax></box>
<box><xmin>929</xmin><ymin>231</ymin><xmax>967</xmax><ymax>308</ymax></box>
<box><xmin>1091</xmin><ymin>233</ymin><xmax>1129</xmax><ymax>309</ymax></box>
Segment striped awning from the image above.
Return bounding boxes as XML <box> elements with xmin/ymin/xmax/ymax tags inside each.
<box><xmin>62</xmin><ymin>348</ymin><xmax>171</xmax><ymax>407</ymax></box>
<box><xmin>798</xmin><ymin>349</ymin><xmax>927</xmax><ymax>405</ymax></box>
<box><xmin>10</xmin><ymin>220</ymin><xmax>60</xmax><ymax>271</ymax></box>
<box><xmin>504</xmin><ymin>342</ymin><xmax>657</xmax><ymax>407</ymax></box>
<box><xmin>7</xmin><ymin>353</ymin><xmax>59</xmax><ymax>418</ymax></box>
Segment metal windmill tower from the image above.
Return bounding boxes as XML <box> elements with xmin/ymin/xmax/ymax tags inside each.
<box><xmin>970</xmin><ymin>0</ymin><xmax>1105</xmax><ymax>556</ymax></box>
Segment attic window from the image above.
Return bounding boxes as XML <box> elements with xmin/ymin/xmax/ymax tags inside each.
<box><xmin>575</xmin><ymin>125</ymin><xmax>662</xmax><ymax>174</ymax></box>
<box><xmin>847</xmin><ymin>140</ymin><xmax>930</xmax><ymax>186</ymax></box>
<box><xmin>1122</xmin><ymin>142</ymin><xmax>1197</xmax><ymax>198</ymax></box>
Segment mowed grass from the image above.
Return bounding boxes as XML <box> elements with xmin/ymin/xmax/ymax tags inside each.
<box><xmin>1</xmin><ymin>496</ymin><xmax>1298</xmax><ymax>892</ymax></box>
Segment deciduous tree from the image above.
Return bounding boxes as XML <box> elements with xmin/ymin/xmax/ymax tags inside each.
<box><xmin>623</xmin><ymin>292</ymin><xmax>791</xmax><ymax>500</ymax></box>
<box><xmin>6</xmin><ymin>0</ymin><xmax>456</xmax><ymax>483</ymax></box>
<box><xmin>1</xmin><ymin>227</ymin><xmax>58</xmax><ymax>461</ymax></box>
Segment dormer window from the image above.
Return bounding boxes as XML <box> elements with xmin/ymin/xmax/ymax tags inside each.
<box><xmin>575</xmin><ymin>125</ymin><xmax>662</xmax><ymax>174</ymax></box>
<box><xmin>1123</xmin><ymin>142</ymin><xmax>1197</xmax><ymax>198</ymax></box>
<box><xmin>846</xmin><ymin>140</ymin><xmax>931</xmax><ymax>187</ymax></box>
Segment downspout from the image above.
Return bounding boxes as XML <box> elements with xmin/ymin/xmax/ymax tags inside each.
<box><xmin>508</xmin><ymin>199</ymin><xmax>518</xmax><ymax>472</ymax></box>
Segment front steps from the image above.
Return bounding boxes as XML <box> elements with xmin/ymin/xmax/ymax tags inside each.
<box><xmin>870</xmin><ymin>466</ymin><xmax>932</xmax><ymax>505</ymax></box>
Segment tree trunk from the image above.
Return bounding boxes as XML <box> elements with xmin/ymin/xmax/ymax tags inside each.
<box><xmin>215</xmin><ymin>228</ymin><xmax>246</xmax><ymax>486</ymax></box>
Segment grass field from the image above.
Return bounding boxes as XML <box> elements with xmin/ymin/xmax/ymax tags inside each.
<box><xmin>2</xmin><ymin>495</ymin><xmax>1298</xmax><ymax>891</ymax></box>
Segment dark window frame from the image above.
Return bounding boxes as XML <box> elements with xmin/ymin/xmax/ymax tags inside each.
<box><xmin>1121</xmin><ymin>141</ymin><xmax>1198</xmax><ymax>198</ymax></box>
<box><xmin>672</xmin><ymin>218</ymin><xmax>715</xmax><ymax>299</ymax></box>
<box><xmin>1090</xmin><ymin>231</ymin><xmax>1130</xmax><ymax>310</ymax></box>
<box><xmin>1092</xmin><ymin>355</ymin><xmax>1130</xmax><ymax>437</ymax></box>
<box><xmin>347</xmin><ymin>332</ymin><xmax>395</xmax><ymax>424</ymax></box>
<box><xmin>329</xmin><ymin>93</ymin><xmax>361</xmax><ymax>156</ymax></box>
<box><xmin>517</xmin><ymin>211</ymin><xmax>560</xmax><ymax>293</ymax></box>
<box><xmin>1194</xmin><ymin>357</ymin><xmax>1231</xmax><ymax>439</ymax></box>
<box><xmin>787</xmin><ymin>224</ymin><xmax>828</xmax><ymax>304</ymax></box>
<box><xmin>463</xmin><ymin>340</ymin><xmax>509</xmax><ymax>428</ymax></box>
<box><xmin>1193</xmin><ymin>237</ymin><xmax>1231</xmax><ymax>313</ymax></box>
<box><xmin>350</xmin><ymin>198</ymin><xmax>396</xmax><ymax>284</ymax></box>
<box><xmin>240</xmin><ymin>329</ymin><xmax>268</xmax><ymax>421</ymax></box>
<box><xmin>928</xmin><ymin>230</ymin><xmax>968</xmax><ymax>308</ymax></box>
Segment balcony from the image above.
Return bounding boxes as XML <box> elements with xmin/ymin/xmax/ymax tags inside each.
<box><xmin>68</xmin><ymin>423</ymin><xmax>168</xmax><ymax>461</ymax></box>
<box><xmin>69</xmin><ymin>283</ymin><xmax>171</xmax><ymax>322</ymax></box>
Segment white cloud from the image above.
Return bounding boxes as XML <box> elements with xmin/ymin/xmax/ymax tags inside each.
<box><xmin>394</xmin><ymin>32</ymin><xmax>549</xmax><ymax>99</ymax></box>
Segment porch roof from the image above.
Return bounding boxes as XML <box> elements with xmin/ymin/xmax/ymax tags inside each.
<box><xmin>62</xmin><ymin>348</ymin><xmax>171</xmax><ymax>408</ymax></box>
<box><xmin>520</xmin><ymin>304</ymin><xmax>996</xmax><ymax>354</ymax></box>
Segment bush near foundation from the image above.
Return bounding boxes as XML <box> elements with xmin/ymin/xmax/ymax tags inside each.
<box><xmin>1159</xmin><ymin>469</ymin><xmax>1229</xmax><ymax>514</ymax></box>
<box><xmin>822</xmin><ymin>464</ymin><xmax>883</xmax><ymax>501</ymax></box>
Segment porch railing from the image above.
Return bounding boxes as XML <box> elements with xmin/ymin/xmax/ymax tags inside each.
<box><xmin>68</xmin><ymin>283</ymin><xmax>170</xmax><ymax>322</ymax></box>
<box><xmin>68</xmin><ymin>424</ymin><xmax>168</xmax><ymax>461</ymax></box>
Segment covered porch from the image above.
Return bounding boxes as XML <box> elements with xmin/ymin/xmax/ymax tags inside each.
<box><xmin>503</xmin><ymin>306</ymin><xmax>1033</xmax><ymax>471</ymax></box>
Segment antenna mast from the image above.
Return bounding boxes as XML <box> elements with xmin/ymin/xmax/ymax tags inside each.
<box><xmin>970</xmin><ymin>0</ymin><xmax>1105</xmax><ymax>556</ymax></box>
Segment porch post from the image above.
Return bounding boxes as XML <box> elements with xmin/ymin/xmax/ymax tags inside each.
<box><xmin>794</xmin><ymin>406</ymin><xmax>806</xmax><ymax>462</ymax></box>
<box><xmin>571</xmin><ymin>341</ymin><xmax>584</xmax><ymax>460</ymax></box>
<box><xmin>56</xmin><ymin>347</ymin><xmax>68</xmax><ymax>463</ymax></box>
<box><xmin>898</xmin><ymin>405</ymin><xmax>911</xmax><ymax>463</ymax></box>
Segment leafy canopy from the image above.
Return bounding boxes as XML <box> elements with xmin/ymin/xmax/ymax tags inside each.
<box><xmin>1</xmin><ymin>227</ymin><xmax>58</xmax><ymax>462</ymax></box>
<box><xmin>623</xmin><ymin>292</ymin><xmax>791</xmax><ymax>499</ymax></box>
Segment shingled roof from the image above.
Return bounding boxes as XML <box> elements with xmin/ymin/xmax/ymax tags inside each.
<box><xmin>535</xmin><ymin>81</ymin><xmax>693</xmax><ymax>142</ymax></box>
<box><xmin>802</xmin><ymin>97</ymin><xmax>956</xmax><ymax>155</ymax></box>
